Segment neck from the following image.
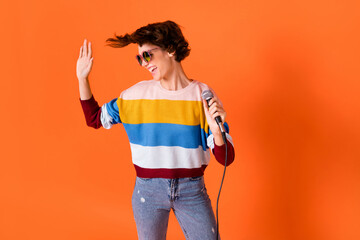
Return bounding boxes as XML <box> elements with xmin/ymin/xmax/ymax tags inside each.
<box><xmin>160</xmin><ymin>62</ymin><xmax>192</xmax><ymax>91</ymax></box>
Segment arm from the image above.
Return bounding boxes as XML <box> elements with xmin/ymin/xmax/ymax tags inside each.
<box><xmin>77</xmin><ymin>39</ymin><xmax>94</xmax><ymax>100</ymax></box>
<box><xmin>76</xmin><ymin>39</ymin><xmax>121</xmax><ymax>129</ymax></box>
<box><xmin>80</xmin><ymin>95</ymin><xmax>102</xmax><ymax>129</ymax></box>
<box><xmin>203</xmin><ymin>91</ymin><xmax>235</xmax><ymax>166</ymax></box>
<box><xmin>77</xmin><ymin>39</ymin><xmax>102</xmax><ymax>128</ymax></box>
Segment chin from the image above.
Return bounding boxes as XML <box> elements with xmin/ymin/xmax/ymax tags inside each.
<box><xmin>152</xmin><ymin>72</ymin><xmax>161</xmax><ymax>81</ymax></box>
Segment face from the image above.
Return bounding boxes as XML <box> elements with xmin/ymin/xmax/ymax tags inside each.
<box><xmin>137</xmin><ymin>43</ymin><xmax>175</xmax><ymax>80</ymax></box>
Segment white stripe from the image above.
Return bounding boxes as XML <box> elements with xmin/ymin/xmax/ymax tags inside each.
<box><xmin>207</xmin><ymin>133</ymin><xmax>234</xmax><ymax>150</ymax></box>
<box><xmin>100</xmin><ymin>105</ymin><xmax>113</xmax><ymax>129</ymax></box>
<box><xmin>130</xmin><ymin>143</ymin><xmax>211</xmax><ymax>169</ymax></box>
<box><xmin>225</xmin><ymin>133</ymin><xmax>234</xmax><ymax>146</ymax></box>
<box><xmin>120</xmin><ymin>80</ymin><xmax>211</xmax><ymax>101</ymax></box>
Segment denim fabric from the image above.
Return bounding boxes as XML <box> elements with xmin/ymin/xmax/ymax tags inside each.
<box><xmin>132</xmin><ymin>176</ymin><xmax>220</xmax><ymax>240</ymax></box>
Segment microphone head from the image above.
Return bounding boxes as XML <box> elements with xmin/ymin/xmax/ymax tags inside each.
<box><xmin>202</xmin><ymin>90</ymin><xmax>213</xmax><ymax>101</ymax></box>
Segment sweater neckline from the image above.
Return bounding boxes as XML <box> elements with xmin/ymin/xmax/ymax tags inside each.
<box><xmin>155</xmin><ymin>79</ymin><xmax>196</xmax><ymax>95</ymax></box>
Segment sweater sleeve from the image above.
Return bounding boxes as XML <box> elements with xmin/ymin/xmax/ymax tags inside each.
<box><xmin>79</xmin><ymin>95</ymin><xmax>102</xmax><ymax>129</ymax></box>
<box><xmin>206</xmin><ymin>122</ymin><xmax>235</xmax><ymax>166</ymax></box>
<box><xmin>212</xmin><ymin>139</ymin><xmax>235</xmax><ymax>166</ymax></box>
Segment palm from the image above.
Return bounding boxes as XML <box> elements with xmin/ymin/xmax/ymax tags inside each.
<box><xmin>76</xmin><ymin>57</ymin><xmax>92</xmax><ymax>79</ymax></box>
<box><xmin>76</xmin><ymin>39</ymin><xmax>93</xmax><ymax>80</ymax></box>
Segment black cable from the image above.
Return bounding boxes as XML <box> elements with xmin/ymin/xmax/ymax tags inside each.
<box><xmin>216</xmin><ymin>132</ymin><xmax>228</xmax><ymax>240</ymax></box>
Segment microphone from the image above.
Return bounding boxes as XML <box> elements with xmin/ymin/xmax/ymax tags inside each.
<box><xmin>202</xmin><ymin>89</ymin><xmax>228</xmax><ymax>240</ymax></box>
<box><xmin>201</xmin><ymin>90</ymin><xmax>226</xmax><ymax>134</ymax></box>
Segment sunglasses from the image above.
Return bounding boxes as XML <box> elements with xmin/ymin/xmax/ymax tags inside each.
<box><xmin>135</xmin><ymin>48</ymin><xmax>159</xmax><ymax>66</ymax></box>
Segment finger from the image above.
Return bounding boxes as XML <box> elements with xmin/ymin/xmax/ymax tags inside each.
<box><xmin>88</xmin><ymin>41</ymin><xmax>92</xmax><ymax>58</ymax></box>
<box><xmin>213</xmin><ymin>112</ymin><xmax>221</xmax><ymax>118</ymax></box>
<box><xmin>209</xmin><ymin>104</ymin><xmax>215</xmax><ymax>114</ymax></box>
<box><xmin>210</xmin><ymin>107</ymin><xmax>225</xmax><ymax>119</ymax></box>
<box><xmin>210</xmin><ymin>106</ymin><xmax>224</xmax><ymax>116</ymax></box>
<box><xmin>210</xmin><ymin>107</ymin><xmax>220</xmax><ymax>116</ymax></box>
<box><xmin>202</xmin><ymin>100</ymin><xmax>212</xmax><ymax>118</ymax></box>
<box><xmin>209</xmin><ymin>102</ymin><xmax>220</xmax><ymax>113</ymax></box>
<box><xmin>83</xmin><ymin>39</ymin><xmax>88</xmax><ymax>57</ymax></box>
<box><xmin>207</xmin><ymin>98</ymin><xmax>215</xmax><ymax>107</ymax></box>
<box><xmin>202</xmin><ymin>99</ymin><xmax>210</xmax><ymax>114</ymax></box>
<box><xmin>214</xmin><ymin>113</ymin><xmax>225</xmax><ymax>123</ymax></box>
<box><xmin>208</xmin><ymin>98</ymin><xmax>222</xmax><ymax>109</ymax></box>
<box><xmin>79</xmin><ymin>46</ymin><xmax>83</xmax><ymax>58</ymax></box>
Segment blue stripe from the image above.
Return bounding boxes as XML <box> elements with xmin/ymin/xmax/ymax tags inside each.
<box><xmin>104</xmin><ymin>98</ymin><xmax>121</xmax><ymax>124</ymax></box>
<box><xmin>224</xmin><ymin>122</ymin><xmax>230</xmax><ymax>133</ymax></box>
<box><xmin>123</xmin><ymin>123</ymin><xmax>208</xmax><ymax>150</ymax></box>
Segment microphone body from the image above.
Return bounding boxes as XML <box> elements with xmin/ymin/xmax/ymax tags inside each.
<box><xmin>202</xmin><ymin>90</ymin><xmax>229</xmax><ymax>240</ymax></box>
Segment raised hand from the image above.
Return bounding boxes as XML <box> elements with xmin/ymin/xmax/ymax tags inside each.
<box><xmin>76</xmin><ymin>39</ymin><xmax>93</xmax><ymax>80</ymax></box>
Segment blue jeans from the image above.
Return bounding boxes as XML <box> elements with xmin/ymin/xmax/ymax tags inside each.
<box><xmin>132</xmin><ymin>176</ymin><xmax>220</xmax><ymax>240</ymax></box>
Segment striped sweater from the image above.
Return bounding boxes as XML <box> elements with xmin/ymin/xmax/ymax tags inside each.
<box><xmin>80</xmin><ymin>80</ymin><xmax>234</xmax><ymax>178</ymax></box>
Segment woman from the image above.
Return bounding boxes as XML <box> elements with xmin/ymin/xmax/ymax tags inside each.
<box><xmin>77</xmin><ymin>20</ymin><xmax>235</xmax><ymax>240</ymax></box>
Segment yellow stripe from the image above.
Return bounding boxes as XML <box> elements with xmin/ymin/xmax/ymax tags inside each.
<box><xmin>117</xmin><ymin>99</ymin><xmax>209</xmax><ymax>133</ymax></box>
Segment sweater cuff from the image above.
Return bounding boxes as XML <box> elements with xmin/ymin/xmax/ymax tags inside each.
<box><xmin>213</xmin><ymin>139</ymin><xmax>235</xmax><ymax>166</ymax></box>
<box><xmin>80</xmin><ymin>95</ymin><xmax>96</xmax><ymax>109</ymax></box>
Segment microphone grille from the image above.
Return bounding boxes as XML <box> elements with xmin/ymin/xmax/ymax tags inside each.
<box><xmin>201</xmin><ymin>90</ymin><xmax>213</xmax><ymax>101</ymax></box>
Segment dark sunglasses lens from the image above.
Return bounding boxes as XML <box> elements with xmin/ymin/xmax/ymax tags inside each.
<box><xmin>136</xmin><ymin>55</ymin><xmax>142</xmax><ymax>65</ymax></box>
<box><xmin>143</xmin><ymin>51</ymin><xmax>151</xmax><ymax>63</ymax></box>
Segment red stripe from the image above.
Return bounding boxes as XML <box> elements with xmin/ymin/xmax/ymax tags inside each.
<box><xmin>134</xmin><ymin>164</ymin><xmax>208</xmax><ymax>179</ymax></box>
<box><xmin>213</xmin><ymin>139</ymin><xmax>235</xmax><ymax>166</ymax></box>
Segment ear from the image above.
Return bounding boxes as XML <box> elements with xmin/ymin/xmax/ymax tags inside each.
<box><xmin>168</xmin><ymin>51</ymin><xmax>175</xmax><ymax>57</ymax></box>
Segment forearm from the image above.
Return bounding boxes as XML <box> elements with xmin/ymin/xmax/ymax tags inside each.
<box><xmin>210</xmin><ymin>124</ymin><xmax>235</xmax><ymax>166</ymax></box>
<box><xmin>80</xmin><ymin>95</ymin><xmax>102</xmax><ymax>129</ymax></box>
<box><xmin>213</xmin><ymin>130</ymin><xmax>225</xmax><ymax>146</ymax></box>
<box><xmin>211</xmin><ymin>122</ymin><xmax>227</xmax><ymax>146</ymax></box>
<box><xmin>78</xmin><ymin>77</ymin><xmax>93</xmax><ymax>100</ymax></box>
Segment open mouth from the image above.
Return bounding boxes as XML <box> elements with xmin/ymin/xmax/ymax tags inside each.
<box><xmin>149</xmin><ymin>67</ymin><xmax>157</xmax><ymax>74</ymax></box>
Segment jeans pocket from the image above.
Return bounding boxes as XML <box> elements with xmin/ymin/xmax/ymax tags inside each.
<box><xmin>189</xmin><ymin>176</ymin><xmax>203</xmax><ymax>181</ymax></box>
<box><xmin>137</xmin><ymin>177</ymin><xmax>152</xmax><ymax>182</ymax></box>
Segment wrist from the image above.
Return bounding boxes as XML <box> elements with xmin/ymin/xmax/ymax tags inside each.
<box><xmin>78</xmin><ymin>77</ymin><xmax>89</xmax><ymax>83</ymax></box>
<box><xmin>213</xmin><ymin>131</ymin><xmax>225</xmax><ymax>146</ymax></box>
<box><xmin>78</xmin><ymin>78</ymin><xmax>92</xmax><ymax>100</ymax></box>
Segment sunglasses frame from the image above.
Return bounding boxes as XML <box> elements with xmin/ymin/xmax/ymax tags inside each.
<box><xmin>135</xmin><ymin>48</ymin><xmax>159</xmax><ymax>66</ymax></box>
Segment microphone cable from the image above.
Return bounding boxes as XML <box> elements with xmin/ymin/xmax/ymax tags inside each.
<box><xmin>216</xmin><ymin>132</ymin><xmax>228</xmax><ymax>240</ymax></box>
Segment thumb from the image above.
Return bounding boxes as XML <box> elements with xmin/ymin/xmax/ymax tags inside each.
<box><xmin>202</xmin><ymin>99</ymin><xmax>211</xmax><ymax>119</ymax></box>
<box><xmin>88</xmin><ymin>58</ymin><xmax>94</xmax><ymax>69</ymax></box>
<box><xmin>202</xmin><ymin>99</ymin><xmax>208</xmax><ymax>111</ymax></box>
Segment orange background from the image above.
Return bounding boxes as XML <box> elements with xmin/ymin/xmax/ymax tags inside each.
<box><xmin>1</xmin><ymin>0</ymin><xmax>360</xmax><ymax>239</ymax></box>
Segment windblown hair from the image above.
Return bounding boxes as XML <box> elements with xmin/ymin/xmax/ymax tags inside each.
<box><xmin>106</xmin><ymin>20</ymin><xmax>190</xmax><ymax>62</ymax></box>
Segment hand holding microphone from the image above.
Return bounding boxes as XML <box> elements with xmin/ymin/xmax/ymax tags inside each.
<box><xmin>202</xmin><ymin>90</ymin><xmax>227</xmax><ymax>143</ymax></box>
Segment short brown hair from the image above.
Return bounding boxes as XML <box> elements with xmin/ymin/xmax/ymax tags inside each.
<box><xmin>106</xmin><ymin>20</ymin><xmax>190</xmax><ymax>62</ymax></box>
